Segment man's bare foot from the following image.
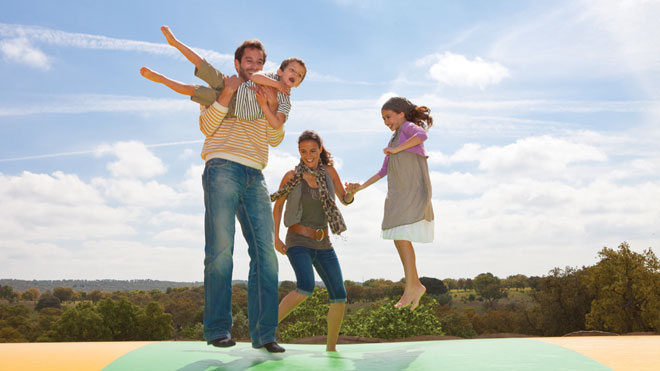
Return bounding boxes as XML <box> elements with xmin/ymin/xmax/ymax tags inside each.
<box><xmin>161</xmin><ymin>26</ymin><xmax>177</xmax><ymax>46</ymax></box>
<box><xmin>395</xmin><ymin>284</ymin><xmax>426</xmax><ymax>310</ymax></box>
<box><xmin>139</xmin><ymin>67</ymin><xmax>163</xmax><ymax>83</ymax></box>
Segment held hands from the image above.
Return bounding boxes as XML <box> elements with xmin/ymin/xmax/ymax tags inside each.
<box><xmin>274</xmin><ymin>237</ymin><xmax>287</xmax><ymax>255</ymax></box>
<box><xmin>344</xmin><ymin>182</ymin><xmax>361</xmax><ymax>194</ymax></box>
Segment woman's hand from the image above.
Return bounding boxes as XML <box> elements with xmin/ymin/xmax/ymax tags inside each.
<box><xmin>344</xmin><ymin>182</ymin><xmax>361</xmax><ymax>194</ymax></box>
<box><xmin>274</xmin><ymin>237</ymin><xmax>287</xmax><ymax>255</ymax></box>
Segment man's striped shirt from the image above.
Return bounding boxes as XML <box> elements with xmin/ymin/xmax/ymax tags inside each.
<box><xmin>199</xmin><ymin>102</ymin><xmax>285</xmax><ymax>170</ymax></box>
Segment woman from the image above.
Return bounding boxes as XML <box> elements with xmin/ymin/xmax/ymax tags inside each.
<box><xmin>271</xmin><ymin>130</ymin><xmax>355</xmax><ymax>352</ymax></box>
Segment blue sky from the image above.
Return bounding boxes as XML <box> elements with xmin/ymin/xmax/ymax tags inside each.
<box><xmin>1</xmin><ymin>0</ymin><xmax>659</xmax><ymax>282</ymax></box>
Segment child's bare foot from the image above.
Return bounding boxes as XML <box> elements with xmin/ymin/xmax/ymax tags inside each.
<box><xmin>139</xmin><ymin>67</ymin><xmax>163</xmax><ymax>83</ymax></box>
<box><xmin>395</xmin><ymin>284</ymin><xmax>426</xmax><ymax>310</ymax></box>
<box><xmin>161</xmin><ymin>26</ymin><xmax>177</xmax><ymax>46</ymax></box>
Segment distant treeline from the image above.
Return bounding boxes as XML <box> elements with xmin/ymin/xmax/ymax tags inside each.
<box><xmin>0</xmin><ymin>279</ymin><xmax>214</xmax><ymax>293</ymax></box>
<box><xmin>1</xmin><ymin>242</ymin><xmax>659</xmax><ymax>343</ymax></box>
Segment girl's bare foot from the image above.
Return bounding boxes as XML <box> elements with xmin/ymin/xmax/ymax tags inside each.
<box><xmin>139</xmin><ymin>67</ymin><xmax>163</xmax><ymax>83</ymax></box>
<box><xmin>395</xmin><ymin>284</ymin><xmax>426</xmax><ymax>310</ymax></box>
<box><xmin>161</xmin><ymin>26</ymin><xmax>177</xmax><ymax>46</ymax></box>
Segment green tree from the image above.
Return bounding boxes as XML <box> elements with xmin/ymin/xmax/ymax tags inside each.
<box><xmin>136</xmin><ymin>302</ymin><xmax>173</xmax><ymax>340</ymax></box>
<box><xmin>343</xmin><ymin>296</ymin><xmax>443</xmax><ymax>339</ymax></box>
<box><xmin>97</xmin><ymin>298</ymin><xmax>139</xmax><ymax>340</ymax></box>
<box><xmin>0</xmin><ymin>327</ymin><xmax>27</xmax><ymax>342</ymax></box>
<box><xmin>53</xmin><ymin>287</ymin><xmax>74</xmax><ymax>303</ymax></box>
<box><xmin>435</xmin><ymin>306</ymin><xmax>476</xmax><ymax>338</ymax></box>
<box><xmin>504</xmin><ymin>274</ymin><xmax>529</xmax><ymax>290</ymax></box>
<box><xmin>345</xmin><ymin>282</ymin><xmax>365</xmax><ymax>303</ymax></box>
<box><xmin>87</xmin><ymin>290</ymin><xmax>104</xmax><ymax>304</ymax></box>
<box><xmin>35</xmin><ymin>308</ymin><xmax>62</xmax><ymax>342</ymax></box>
<box><xmin>21</xmin><ymin>288</ymin><xmax>41</xmax><ymax>302</ymax></box>
<box><xmin>420</xmin><ymin>277</ymin><xmax>447</xmax><ymax>295</ymax></box>
<box><xmin>585</xmin><ymin>242</ymin><xmax>660</xmax><ymax>333</ymax></box>
<box><xmin>473</xmin><ymin>273</ymin><xmax>507</xmax><ymax>308</ymax></box>
<box><xmin>53</xmin><ymin>303</ymin><xmax>111</xmax><ymax>341</ymax></box>
<box><xmin>533</xmin><ymin>266</ymin><xmax>593</xmax><ymax>336</ymax></box>
<box><xmin>0</xmin><ymin>304</ymin><xmax>32</xmax><ymax>342</ymax></box>
<box><xmin>443</xmin><ymin>278</ymin><xmax>458</xmax><ymax>291</ymax></box>
<box><xmin>0</xmin><ymin>286</ymin><xmax>18</xmax><ymax>303</ymax></box>
<box><xmin>35</xmin><ymin>293</ymin><xmax>61</xmax><ymax>311</ymax></box>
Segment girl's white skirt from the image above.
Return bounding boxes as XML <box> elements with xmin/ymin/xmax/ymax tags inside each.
<box><xmin>381</xmin><ymin>219</ymin><xmax>434</xmax><ymax>243</ymax></box>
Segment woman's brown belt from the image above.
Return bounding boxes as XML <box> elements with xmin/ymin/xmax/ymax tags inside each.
<box><xmin>288</xmin><ymin>224</ymin><xmax>328</xmax><ymax>241</ymax></box>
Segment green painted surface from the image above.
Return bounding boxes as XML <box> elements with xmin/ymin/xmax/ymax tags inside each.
<box><xmin>102</xmin><ymin>339</ymin><xmax>612</xmax><ymax>371</ymax></box>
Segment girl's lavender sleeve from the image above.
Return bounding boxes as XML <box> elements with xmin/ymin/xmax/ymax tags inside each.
<box><xmin>377</xmin><ymin>155</ymin><xmax>389</xmax><ymax>178</ymax></box>
<box><xmin>402</xmin><ymin>121</ymin><xmax>428</xmax><ymax>142</ymax></box>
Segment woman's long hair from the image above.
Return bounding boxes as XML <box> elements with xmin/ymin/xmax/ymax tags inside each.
<box><xmin>298</xmin><ymin>130</ymin><xmax>333</xmax><ymax>166</ymax></box>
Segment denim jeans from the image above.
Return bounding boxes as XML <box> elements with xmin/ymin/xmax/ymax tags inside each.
<box><xmin>286</xmin><ymin>246</ymin><xmax>347</xmax><ymax>303</ymax></box>
<box><xmin>202</xmin><ymin>158</ymin><xmax>279</xmax><ymax>347</ymax></box>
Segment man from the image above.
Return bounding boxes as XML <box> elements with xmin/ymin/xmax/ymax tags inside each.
<box><xmin>198</xmin><ymin>40</ymin><xmax>285</xmax><ymax>353</ymax></box>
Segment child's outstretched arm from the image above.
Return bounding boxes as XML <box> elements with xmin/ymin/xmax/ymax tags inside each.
<box><xmin>140</xmin><ymin>67</ymin><xmax>195</xmax><ymax>96</ymax></box>
<box><xmin>250</xmin><ymin>72</ymin><xmax>290</xmax><ymax>95</ymax></box>
<box><xmin>161</xmin><ymin>26</ymin><xmax>203</xmax><ymax>69</ymax></box>
<box><xmin>345</xmin><ymin>173</ymin><xmax>382</xmax><ymax>194</ymax></box>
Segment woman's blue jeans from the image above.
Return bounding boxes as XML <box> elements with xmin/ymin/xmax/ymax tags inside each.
<box><xmin>202</xmin><ymin>158</ymin><xmax>279</xmax><ymax>347</ymax></box>
<box><xmin>286</xmin><ymin>246</ymin><xmax>347</xmax><ymax>303</ymax></box>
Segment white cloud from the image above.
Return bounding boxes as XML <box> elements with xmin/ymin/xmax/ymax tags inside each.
<box><xmin>418</xmin><ymin>52</ymin><xmax>510</xmax><ymax>89</ymax></box>
<box><xmin>487</xmin><ymin>0</ymin><xmax>660</xmax><ymax>87</ymax></box>
<box><xmin>0</xmin><ymin>171</ymin><xmax>137</xmax><ymax>241</ymax></box>
<box><xmin>0</xmin><ymin>23</ymin><xmax>233</xmax><ymax>67</ymax></box>
<box><xmin>0</xmin><ymin>37</ymin><xmax>50</xmax><ymax>70</ymax></box>
<box><xmin>92</xmin><ymin>178</ymin><xmax>181</xmax><ymax>207</ymax></box>
<box><xmin>149</xmin><ymin>211</ymin><xmax>203</xmax><ymax>243</ymax></box>
<box><xmin>0</xmin><ymin>94</ymin><xmax>196</xmax><ymax>117</ymax></box>
<box><xmin>96</xmin><ymin>141</ymin><xmax>167</xmax><ymax>179</ymax></box>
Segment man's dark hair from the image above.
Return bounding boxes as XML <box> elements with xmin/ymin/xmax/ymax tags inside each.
<box><xmin>235</xmin><ymin>39</ymin><xmax>266</xmax><ymax>63</ymax></box>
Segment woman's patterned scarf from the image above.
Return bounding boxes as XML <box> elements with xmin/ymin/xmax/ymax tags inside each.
<box><xmin>270</xmin><ymin>160</ymin><xmax>347</xmax><ymax>235</ymax></box>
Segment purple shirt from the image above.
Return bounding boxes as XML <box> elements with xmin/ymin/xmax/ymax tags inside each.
<box><xmin>377</xmin><ymin>121</ymin><xmax>428</xmax><ymax>178</ymax></box>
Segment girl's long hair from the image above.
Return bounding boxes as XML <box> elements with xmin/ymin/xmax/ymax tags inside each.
<box><xmin>406</xmin><ymin>105</ymin><xmax>433</xmax><ymax>130</ymax></box>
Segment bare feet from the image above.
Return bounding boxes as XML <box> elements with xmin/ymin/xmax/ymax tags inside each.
<box><xmin>139</xmin><ymin>67</ymin><xmax>163</xmax><ymax>83</ymax></box>
<box><xmin>161</xmin><ymin>26</ymin><xmax>177</xmax><ymax>46</ymax></box>
<box><xmin>395</xmin><ymin>284</ymin><xmax>426</xmax><ymax>310</ymax></box>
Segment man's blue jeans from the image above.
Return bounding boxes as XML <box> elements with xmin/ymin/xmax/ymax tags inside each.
<box><xmin>202</xmin><ymin>158</ymin><xmax>279</xmax><ymax>348</ymax></box>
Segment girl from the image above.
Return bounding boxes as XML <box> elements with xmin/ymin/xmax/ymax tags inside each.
<box><xmin>347</xmin><ymin>96</ymin><xmax>434</xmax><ymax>311</ymax></box>
<box><xmin>271</xmin><ymin>130</ymin><xmax>355</xmax><ymax>352</ymax></box>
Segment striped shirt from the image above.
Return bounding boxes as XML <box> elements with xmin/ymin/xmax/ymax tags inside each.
<box><xmin>234</xmin><ymin>72</ymin><xmax>291</xmax><ymax>121</ymax></box>
<box><xmin>199</xmin><ymin>102</ymin><xmax>285</xmax><ymax>170</ymax></box>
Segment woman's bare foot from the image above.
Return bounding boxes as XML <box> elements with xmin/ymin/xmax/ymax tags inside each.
<box><xmin>161</xmin><ymin>26</ymin><xmax>177</xmax><ymax>46</ymax></box>
<box><xmin>395</xmin><ymin>284</ymin><xmax>426</xmax><ymax>310</ymax></box>
<box><xmin>139</xmin><ymin>67</ymin><xmax>163</xmax><ymax>83</ymax></box>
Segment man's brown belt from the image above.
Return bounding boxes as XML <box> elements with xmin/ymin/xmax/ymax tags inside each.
<box><xmin>289</xmin><ymin>224</ymin><xmax>328</xmax><ymax>241</ymax></box>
